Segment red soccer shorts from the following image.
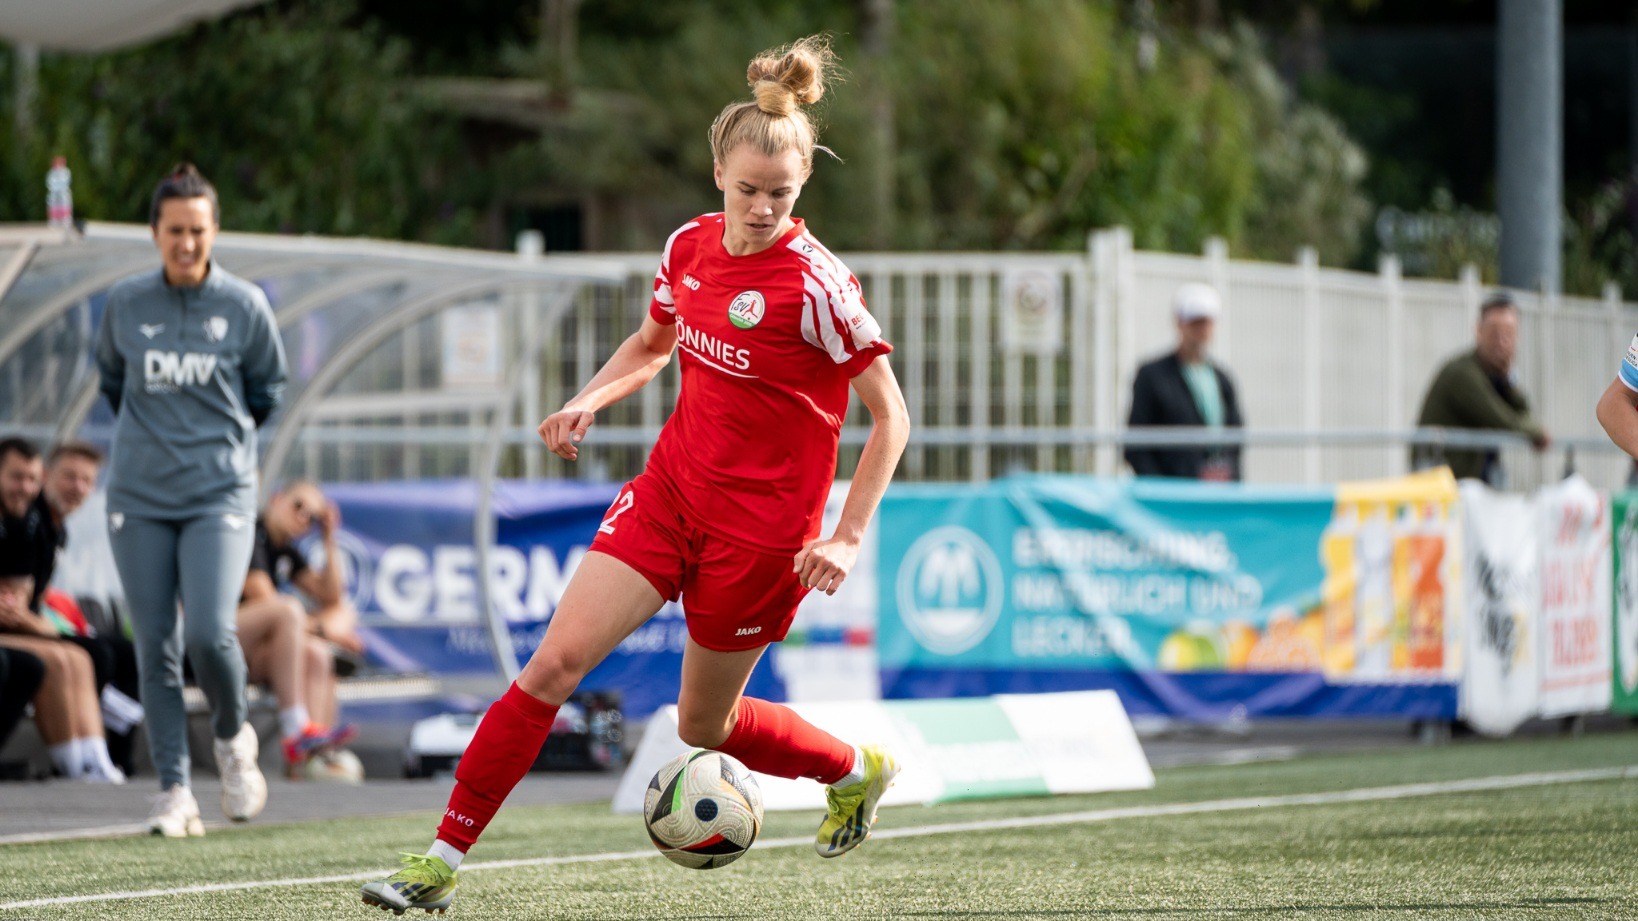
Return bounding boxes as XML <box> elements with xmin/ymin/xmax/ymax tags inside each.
<box><xmin>588</xmin><ymin>475</ymin><xmax>810</xmax><ymax>652</ymax></box>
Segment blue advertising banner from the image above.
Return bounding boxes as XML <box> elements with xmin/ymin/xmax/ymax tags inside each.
<box><xmin>878</xmin><ymin>475</ymin><xmax>1456</xmax><ymax>720</ymax></box>
<box><xmin>319</xmin><ymin>479</ymin><xmax>786</xmax><ymax>719</ymax></box>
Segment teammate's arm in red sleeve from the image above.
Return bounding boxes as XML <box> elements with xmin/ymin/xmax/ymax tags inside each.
<box><xmin>539</xmin><ymin>314</ymin><xmax>679</xmax><ymax>461</ymax></box>
<box><xmin>794</xmin><ymin>355</ymin><xmax>910</xmax><ymax>594</ymax></box>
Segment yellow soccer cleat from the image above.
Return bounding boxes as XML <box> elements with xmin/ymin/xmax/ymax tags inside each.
<box><xmin>360</xmin><ymin>853</ymin><xmax>458</xmax><ymax>915</ymax></box>
<box><xmin>814</xmin><ymin>744</ymin><xmax>898</xmax><ymax>858</ymax></box>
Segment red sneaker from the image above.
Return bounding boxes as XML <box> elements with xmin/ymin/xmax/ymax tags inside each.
<box><xmin>283</xmin><ymin>723</ymin><xmax>358</xmax><ymax>779</ymax></box>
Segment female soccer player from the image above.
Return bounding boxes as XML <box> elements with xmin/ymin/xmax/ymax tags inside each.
<box><xmin>97</xmin><ymin>163</ymin><xmax>287</xmax><ymax>836</ymax></box>
<box><xmin>362</xmin><ymin>35</ymin><xmax>910</xmax><ymax>914</ymax></box>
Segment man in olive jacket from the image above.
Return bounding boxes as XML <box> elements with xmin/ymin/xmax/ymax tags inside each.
<box><xmin>1413</xmin><ymin>292</ymin><xmax>1549</xmax><ymax>484</ymax></box>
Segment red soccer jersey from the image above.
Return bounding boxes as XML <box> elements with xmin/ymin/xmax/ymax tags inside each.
<box><xmin>643</xmin><ymin>213</ymin><xmax>892</xmax><ymax>552</ymax></box>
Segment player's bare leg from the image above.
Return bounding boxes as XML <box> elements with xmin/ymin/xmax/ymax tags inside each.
<box><xmin>361</xmin><ymin>552</ymin><xmax>663</xmax><ymax>915</ymax></box>
<box><xmin>684</xmin><ymin>641</ymin><xmax>896</xmax><ymax>858</ymax></box>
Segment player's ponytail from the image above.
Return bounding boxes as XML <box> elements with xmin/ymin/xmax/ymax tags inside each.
<box><xmin>709</xmin><ymin>35</ymin><xmax>839</xmax><ymax>176</ymax></box>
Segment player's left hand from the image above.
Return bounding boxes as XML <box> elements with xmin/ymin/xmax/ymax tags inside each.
<box><xmin>794</xmin><ymin>536</ymin><xmax>859</xmax><ymax>595</ymax></box>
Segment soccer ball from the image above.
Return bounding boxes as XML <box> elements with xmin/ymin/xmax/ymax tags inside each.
<box><xmin>643</xmin><ymin>750</ymin><xmax>763</xmax><ymax>869</ymax></box>
<box><xmin>299</xmin><ymin>747</ymin><xmax>365</xmax><ymax>784</ymax></box>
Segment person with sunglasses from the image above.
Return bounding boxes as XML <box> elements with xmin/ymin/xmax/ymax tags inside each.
<box><xmin>238</xmin><ymin>480</ymin><xmax>359</xmax><ymax>778</ymax></box>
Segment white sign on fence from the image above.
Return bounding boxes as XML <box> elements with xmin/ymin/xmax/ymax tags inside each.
<box><xmin>1534</xmin><ymin>476</ymin><xmax>1613</xmax><ymax>717</ymax></box>
<box><xmin>440</xmin><ymin>303</ymin><xmax>502</xmax><ymax>388</ymax></box>
<box><xmin>1459</xmin><ymin>482</ymin><xmax>1539</xmax><ymax>736</ymax></box>
<box><xmin>999</xmin><ymin>267</ymin><xmax>1063</xmax><ymax>355</ymax></box>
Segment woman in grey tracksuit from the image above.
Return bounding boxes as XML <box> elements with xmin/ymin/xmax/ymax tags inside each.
<box><xmin>96</xmin><ymin>164</ymin><xmax>286</xmax><ymax>836</ymax></box>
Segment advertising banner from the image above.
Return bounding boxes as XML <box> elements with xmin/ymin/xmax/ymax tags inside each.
<box><xmin>878</xmin><ymin>473</ymin><xmax>1459</xmax><ymax>721</ymax></box>
<box><xmin>1534</xmin><ymin>476</ymin><xmax>1612</xmax><ymax>717</ymax></box>
<box><xmin>321</xmin><ymin>479</ymin><xmax>785</xmax><ymax>719</ymax></box>
<box><xmin>1614</xmin><ymin>493</ymin><xmax>1638</xmax><ymax>714</ymax></box>
<box><xmin>612</xmin><ymin>690</ymin><xmax>1152</xmax><ymax>814</ymax></box>
<box><xmin>1458</xmin><ymin>482</ymin><xmax>1539</xmax><ymax>735</ymax></box>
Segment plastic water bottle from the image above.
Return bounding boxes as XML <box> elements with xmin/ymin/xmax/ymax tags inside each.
<box><xmin>46</xmin><ymin>156</ymin><xmax>73</xmax><ymax>229</ymax></box>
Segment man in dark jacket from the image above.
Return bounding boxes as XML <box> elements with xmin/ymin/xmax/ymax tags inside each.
<box><xmin>1125</xmin><ymin>283</ymin><xmax>1245</xmax><ymax>480</ymax></box>
<box><xmin>1413</xmin><ymin>291</ymin><xmax>1549</xmax><ymax>484</ymax></box>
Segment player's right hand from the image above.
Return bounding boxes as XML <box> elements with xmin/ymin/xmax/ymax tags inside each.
<box><xmin>539</xmin><ymin>408</ymin><xmax>595</xmax><ymax>460</ymax></box>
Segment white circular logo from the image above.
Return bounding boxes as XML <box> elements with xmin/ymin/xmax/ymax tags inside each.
<box><xmin>896</xmin><ymin>525</ymin><xmax>1004</xmax><ymax>656</ymax></box>
<box><xmin>728</xmin><ymin>291</ymin><xmax>765</xmax><ymax>329</ymax></box>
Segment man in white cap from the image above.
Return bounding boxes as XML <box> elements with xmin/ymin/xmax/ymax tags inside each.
<box><xmin>1124</xmin><ymin>282</ymin><xmax>1244</xmax><ymax>481</ymax></box>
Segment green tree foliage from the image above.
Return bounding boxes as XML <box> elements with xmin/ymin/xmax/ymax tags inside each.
<box><xmin>0</xmin><ymin>1</ymin><xmax>473</xmax><ymax>241</ymax></box>
<box><xmin>0</xmin><ymin>0</ymin><xmax>1371</xmax><ymax>264</ymax></box>
<box><xmin>1210</xmin><ymin>24</ymin><xmax>1370</xmax><ymax>266</ymax></box>
<box><xmin>538</xmin><ymin>0</ymin><xmax>1371</xmax><ymax>260</ymax></box>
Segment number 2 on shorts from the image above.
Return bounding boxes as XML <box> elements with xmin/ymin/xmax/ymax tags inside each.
<box><xmin>599</xmin><ymin>489</ymin><xmax>635</xmax><ymax>535</ymax></box>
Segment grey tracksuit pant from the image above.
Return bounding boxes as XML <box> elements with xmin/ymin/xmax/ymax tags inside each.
<box><xmin>109</xmin><ymin>514</ymin><xmax>256</xmax><ymax>791</ymax></box>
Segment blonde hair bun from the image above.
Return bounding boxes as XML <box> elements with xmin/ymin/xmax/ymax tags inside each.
<box><xmin>746</xmin><ymin>35</ymin><xmax>833</xmax><ymax>116</ymax></box>
<box><xmin>708</xmin><ymin>34</ymin><xmax>840</xmax><ymax>173</ymax></box>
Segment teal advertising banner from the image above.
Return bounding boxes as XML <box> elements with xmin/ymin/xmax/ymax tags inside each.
<box><xmin>877</xmin><ymin>475</ymin><xmax>1460</xmax><ymax>720</ymax></box>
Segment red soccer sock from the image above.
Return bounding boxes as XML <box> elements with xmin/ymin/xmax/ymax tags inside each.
<box><xmin>435</xmin><ymin>682</ymin><xmax>560</xmax><ymax>853</ymax></box>
<box><xmin>713</xmin><ymin>696</ymin><xmax>854</xmax><ymax>786</ymax></box>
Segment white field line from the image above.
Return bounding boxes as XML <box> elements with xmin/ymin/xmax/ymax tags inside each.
<box><xmin>3</xmin><ymin>764</ymin><xmax>1634</xmax><ymax>911</ymax></box>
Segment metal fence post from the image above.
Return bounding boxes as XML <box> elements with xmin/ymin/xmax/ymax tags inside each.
<box><xmin>1114</xmin><ymin>227</ymin><xmax>1137</xmax><ymax>475</ymax></box>
<box><xmin>517</xmin><ymin>229</ymin><xmax>544</xmax><ymax>480</ymax></box>
<box><xmin>1381</xmin><ymin>253</ymin><xmax>1405</xmax><ymax>475</ymax></box>
<box><xmin>1087</xmin><ymin>227</ymin><xmax>1113</xmax><ymax>471</ymax></box>
<box><xmin>1298</xmin><ymin>246</ymin><xmax>1321</xmax><ymax>484</ymax></box>
<box><xmin>970</xmin><ymin>263</ymin><xmax>992</xmax><ymax>482</ymax></box>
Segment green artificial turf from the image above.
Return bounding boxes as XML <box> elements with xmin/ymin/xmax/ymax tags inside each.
<box><xmin>2</xmin><ymin>731</ymin><xmax>1635</xmax><ymax>920</ymax></box>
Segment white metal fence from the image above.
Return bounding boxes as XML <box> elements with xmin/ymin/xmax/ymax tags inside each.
<box><xmin>281</xmin><ymin>229</ymin><xmax>1638</xmax><ymax>492</ymax></box>
<box><xmin>6</xmin><ymin>223</ymin><xmax>1636</xmax><ymax>493</ymax></box>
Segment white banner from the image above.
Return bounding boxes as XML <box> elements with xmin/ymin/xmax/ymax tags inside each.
<box><xmin>1534</xmin><ymin>476</ymin><xmax>1613</xmax><ymax>717</ymax></box>
<box><xmin>1459</xmin><ymin>482</ymin><xmax>1539</xmax><ymax>736</ymax></box>
<box><xmin>612</xmin><ymin>691</ymin><xmax>1152</xmax><ymax>814</ymax></box>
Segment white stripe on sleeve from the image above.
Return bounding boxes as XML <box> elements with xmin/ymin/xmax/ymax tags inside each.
<box><xmin>652</xmin><ymin>220</ymin><xmax>700</xmax><ymax>315</ymax></box>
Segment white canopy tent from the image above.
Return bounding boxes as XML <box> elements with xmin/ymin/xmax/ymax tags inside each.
<box><xmin>0</xmin><ymin>0</ymin><xmax>266</xmax><ymax>52</ymax></box>
<box><xmin>0</xmin><ymin>223</ymin><xmax>639</xmax><ymax>682</ymax></box>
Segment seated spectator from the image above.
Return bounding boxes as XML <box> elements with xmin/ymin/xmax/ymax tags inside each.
<box><xmin>0</xmin><ymin>437</ymin><xmax>125</xmax><ymax>782</ymax></box>
<box><xmin>35</xmin><ymin>442</ymin><xmax>144</xmax><ymax>776</ymax></box>
<box><xmin>239</xmin><ymin>480</ymin><xmax>358</xmax><ymax>778</ymax></box>
<box><xmin>0</xmin><ymin>569</ymin><xmax>124</xmax><ymax>782</ymax></box>
<box><xmin>0</xmin><ymin>646</ymin><xmax>45</xmax><ymax>774</ymax></box>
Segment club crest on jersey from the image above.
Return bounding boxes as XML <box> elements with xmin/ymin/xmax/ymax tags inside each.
<box><xmin>204</xmin><ymin>316</ymin><xmax>229</xmax><ymax>342</ymax></box>
<box><xmin>728</xmin><ymin>290</ymin><xmax>766</xmax><ymax>330</ymax></box>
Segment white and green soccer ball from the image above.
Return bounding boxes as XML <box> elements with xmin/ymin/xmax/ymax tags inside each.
<box><xmin>643</xmin><ymin>750</ymin><xmax>763</xmax><ymax>869</ymax></box>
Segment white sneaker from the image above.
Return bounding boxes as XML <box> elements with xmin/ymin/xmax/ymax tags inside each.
<box><xmin>148</xmin><ymin>785</ymin><xmax>205</xmax><ymax>838</ymax></box>
<box><xmin>82</xmin><ymin>740</ymin><xmax>127</xmax><ymax>784</ymax></box>
<box><xmin>214</xmin><ymin>722</ymin><xmax>268</xmax><ymax>822</ymax></box>
<box><xmin>82</xmin><ymin>761</ymin><xmax>127</xmax><ymax>784</ymax></box>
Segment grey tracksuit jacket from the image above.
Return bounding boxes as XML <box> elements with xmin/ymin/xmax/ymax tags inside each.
<box><xmin>96</xmin><ymin>264</ymin><xmax>287</xmax><ymax>519</ymax></box>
